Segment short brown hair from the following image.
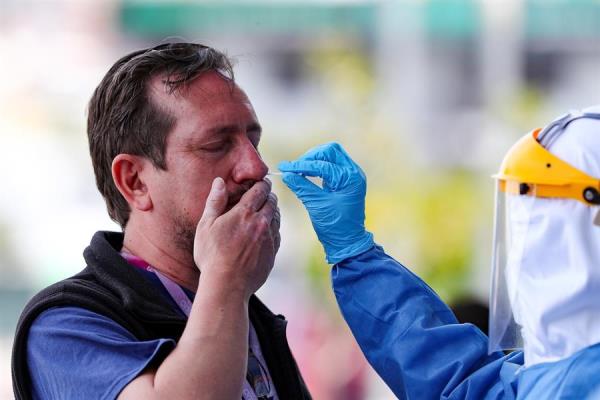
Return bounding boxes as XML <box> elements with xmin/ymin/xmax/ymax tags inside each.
<box><xmin>87</xmin><ymin>43</ymin><xmax>234</xmax><ymax>228</ymax></box>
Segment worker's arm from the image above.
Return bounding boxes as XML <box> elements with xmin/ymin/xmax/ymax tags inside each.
<box><xmin>280</xmin><ymin>143</ymin><xmax>521</xmax><ymax>399</ymax></box>
<box><xmin>119</xmin><ymin>178</ymin><xmax>280</xmax><ymax>400</ymax></box>
<box><xmin>332</xmin><ymin>246</ymin><xmax>521</xmax><ymax>399</ymax></box>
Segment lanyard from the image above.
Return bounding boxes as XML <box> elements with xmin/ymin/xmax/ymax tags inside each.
<box><xmin>147</xmin><ymin>266</ymin><xmax>193</xmax><ymax>317</ymax></box>
<box><xmin>120</xmin><ymin>252</ymin><xmax>270</xmax><ymax>400</ymax></box>
<box><xmin>120</xmin><ymin>252</ymin><xmax>193</xmax><ymax>317</ymax></box>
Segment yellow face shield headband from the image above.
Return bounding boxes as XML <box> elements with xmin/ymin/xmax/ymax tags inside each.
<box><xmin>494</xmin><ymin>129</ymin><xmax>600</xmax><ymax>207</ymax></box>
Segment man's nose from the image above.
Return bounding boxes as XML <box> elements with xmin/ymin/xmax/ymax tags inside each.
<box><xmin>231</xmin><ymin>140</ymin><xmax>268</xmax><ymax>184</ymax></box>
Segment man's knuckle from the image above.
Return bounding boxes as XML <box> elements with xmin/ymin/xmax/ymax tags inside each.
<box><xmin>239</xmin><ymin>202</ymin><xmax>254</xmax><ymax>215</ymax></box>
<box><xmin>258</xmin><ymin>216</ymin><xmax>271</xmax><ymax>230</ymax></box>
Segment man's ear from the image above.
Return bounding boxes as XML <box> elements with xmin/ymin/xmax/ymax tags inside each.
<box><xmin>111</xmin><ymin>154</ymin><xmax>153</xmax><ymax>212</ymax></box>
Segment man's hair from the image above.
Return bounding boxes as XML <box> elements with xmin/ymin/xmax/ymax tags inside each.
<box><xmin>87</xmin><ymin>42</ymin><xmax>234</xmax><ymax>228</ymax></box>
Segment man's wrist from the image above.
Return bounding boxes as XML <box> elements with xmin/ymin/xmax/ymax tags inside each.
<box><xmin>198</xmin><ymin>271</ymin><xmax>251</xmax><ymax>305</ymax></box>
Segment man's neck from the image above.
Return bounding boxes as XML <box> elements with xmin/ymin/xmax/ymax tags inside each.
<box><xmin>122</xmin><ymin>225</ymin><xmax>199</xmax><ymax>293</ymax></box>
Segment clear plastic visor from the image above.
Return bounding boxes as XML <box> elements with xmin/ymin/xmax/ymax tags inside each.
<box><xmin>488</xmin><ymin>180</ymin><xmax>537</xmax><ymax>354</ymax></box>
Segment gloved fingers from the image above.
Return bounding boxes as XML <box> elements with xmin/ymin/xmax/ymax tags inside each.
<box><xmin>306</xmin><ymin>143</ymin><xmax>359</xmax><ymax>171</ymax></box>
<box><xmin>297</xmin><ymin>142</ymin><xmax>340</xmax><ymax>160</ymax></box>
<box><xmin>290</xmin><ymin>142</ymin><xmax>350</xmax><ymax>165</ymax></box>
<box><xmin>322</xmin><ymin>144</ymin><xmax>366</xmax><ymax>181</ymax></box>
<box><xmin>279</xmin><ymin>160</ymin><xmax>343</xmax><ymax>189</ymax></box>
<box><xmin>282</xmin><ymin>142</ymin><xmax>363</xmax><ymax>177</ymax></box>
<box><xmin>279</xmin><ymin>159</ymin><xmax>336</xmax><ymax>177</ymax></box>
<box><xmin>281</xmin><ymin>172</ymin><xmax>322</xmax><ymax>197</ymax></box>
<box><xmin>331</xmin><ymin>144</ymin><xmax>362</xmax><ymax>172</ymax></box>
<box><xmin>312</xmin><ymin>143</ymin><xmax>363</xmax><ymax>176</ymax></box>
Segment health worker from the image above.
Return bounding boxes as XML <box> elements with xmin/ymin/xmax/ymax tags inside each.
<box><xmin>278</xmin><ymin>107</ymin><xmax>600</xmax><ymax>399</ymax></box>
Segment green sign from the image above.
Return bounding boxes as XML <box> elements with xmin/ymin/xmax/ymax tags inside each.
<box><xmin>526</xmin><ymin>0</ymin><xmax>600</xmax><ymax>39</ymax></box>
<box><xmin>119</xmin><ymin>0</ymin><xmax>481</xmax><ymax>39</ymax></box>
<box><xmin>120</xmin><ymin>2</ymin><xmax>377</xmax><ymax>36</ymax></box>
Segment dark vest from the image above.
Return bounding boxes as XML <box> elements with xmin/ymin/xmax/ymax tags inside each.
<box><xmin>12</xmin><ymin>231</ymin><xmax>311</xmax><ymax>400</ymax></box>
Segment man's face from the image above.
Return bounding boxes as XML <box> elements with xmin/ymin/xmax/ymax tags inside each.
<box><xmin>147</xmin><ymin>71</ymin><xmax>268</xmax><ymax>253</ymax></box>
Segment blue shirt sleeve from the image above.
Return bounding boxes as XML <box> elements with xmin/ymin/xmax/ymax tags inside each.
<box><xmin>27</xmin><ymin>306</ymin><xmax>176</xmax><ymax>400</ymax></box>
<box><xmin>332</xmin><ymin>245</ymin><xmax>523</xmax><ymax>400</ymax></box>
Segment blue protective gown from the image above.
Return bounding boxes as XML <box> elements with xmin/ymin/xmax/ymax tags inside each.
<box><xmin>332</xmin><ymin>246</ymin><xmax>600</xmax><ymax>399</ymax></box>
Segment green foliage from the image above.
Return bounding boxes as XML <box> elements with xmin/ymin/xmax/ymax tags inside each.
<box><xmin>272</xmin><ymin>45</ymin><xmax>495</xmax><ymax>310</ymax></box>
<box><xmin>365</xmin><ymin>167</ymin><xmax>486</xmax><ymax>304</ymax></box>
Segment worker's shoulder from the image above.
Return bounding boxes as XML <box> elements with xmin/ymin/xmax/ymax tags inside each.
<box><xmin>518</xmin><ymin>344</ymin><xmax>600</xmax><ymax>399</ymax></box>
<box><xmin>558</xmin><ymin>343</ymin><xmax>600</xmax><ymax>398</ymax></box>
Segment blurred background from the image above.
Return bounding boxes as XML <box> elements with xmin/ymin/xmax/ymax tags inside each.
<box><xmin>1</xmin><ymin>0</ymin><xmax>599</xmax><ymax>398</ymax></box>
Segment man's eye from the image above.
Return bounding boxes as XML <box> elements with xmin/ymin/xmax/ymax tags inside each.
<box><xmin>201</xmin><ymin>142</ymin><xmax>229</xmax><ymax>153</ymax></box>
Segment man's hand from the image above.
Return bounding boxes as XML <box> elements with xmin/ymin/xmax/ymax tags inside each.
<box><xmin>193</xmin><ymin>177</ymin><xmax>280</xmax><ymax>299</ymax></box>
<box><xmin>119</xmin><ymin>177</ymin><xmax>280</xmax><ymax>400</ymax></box>
<box><xmin>278</xmin><ymin>142</ymin><xmax>374</xmax><ymax>264</ymax></box>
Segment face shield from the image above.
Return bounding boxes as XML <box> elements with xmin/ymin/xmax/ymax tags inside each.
<box><xmin>489</xmin><ymin>182</ymin><xmax>535</xmax><ymax>352</ymax></box>
<box><xmin>488</xmin><ymin>126</ymin><xmax>600</xmax><ymax>356</ymax></box>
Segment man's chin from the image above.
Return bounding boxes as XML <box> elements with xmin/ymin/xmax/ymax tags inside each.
<box><xmin>172</xmin><ymin>218</ymin><xmax>196</xmax><ymax>256</ymax></box>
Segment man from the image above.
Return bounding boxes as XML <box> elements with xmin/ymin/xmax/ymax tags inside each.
<box><xmin>279</xmin><ymin>107</ymin><xmax>600</xmax><ymax>398</ymax></box>
<box><xmin>12</xmin><ymin>43</ymin><xmax>311</xmax><ymax>400</ymax></box>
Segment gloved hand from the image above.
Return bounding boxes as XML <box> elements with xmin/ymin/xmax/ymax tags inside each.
<box><xmin>278</xmin><ymin>142</ymin><xmax>374</xmax><ymax>264</ymax></box>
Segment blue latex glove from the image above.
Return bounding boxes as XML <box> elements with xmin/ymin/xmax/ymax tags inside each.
<box><xmin>278</xmin><ymin>142</ymin><xmax>375</xmax><ymax>264</ymax></box>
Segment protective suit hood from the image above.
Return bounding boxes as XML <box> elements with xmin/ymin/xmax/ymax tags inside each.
<box><xmin>489</xmin><ymin>106</ymin><xmax>600</xmax><ymax>367</ymax></box>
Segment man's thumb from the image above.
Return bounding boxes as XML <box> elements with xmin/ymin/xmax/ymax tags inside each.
<box><xmin>200</xmin><ymin>177</ymin><xmax>228</xmax><ymax>224</ymax></box>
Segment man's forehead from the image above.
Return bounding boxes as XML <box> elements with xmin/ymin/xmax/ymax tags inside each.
<box><xmin>147</xmin><ymin>70</ymin><xmax>248</xmax><ymax>105</ymax></box>
<box><xmin>147</xmin><ymin>71</ymin><xmax>258</xmax><ymax>144</ymax></box>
